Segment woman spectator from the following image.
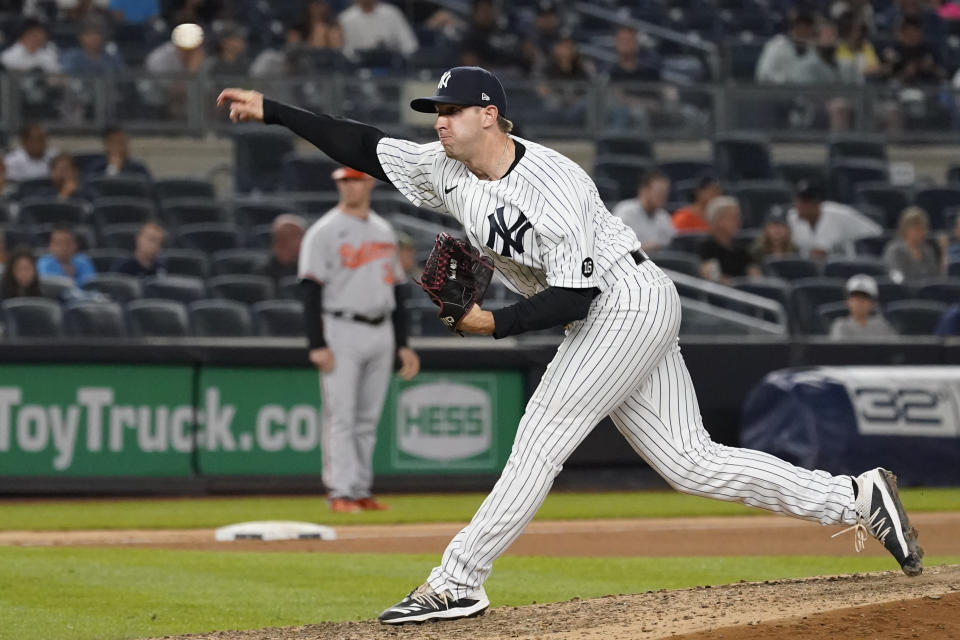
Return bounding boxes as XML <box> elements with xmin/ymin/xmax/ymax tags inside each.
<box><xmin>302</xmin><ymin>0</ymin><xmax>343</xmax><ymax>50</ymax></box>
<box><xmin>537</xmin><ymin>34</ymin><xmax>593</xmax><ymax>125</ymax></box>
<box><xmin>50</xmin><ymin>153</ymin><xmax>83</xmax><ymax>201</ymax></box>
<box><xmin>672</xmin><ymin>175</ymin><xmax>721</xmax><ymax>232</ymax></box>
<box><xmin>1</xmin><ymin>249</ymin><xmax>41</xmax><ymax>299</ymax></box>
<box><xmin>884</xmin><ymin>207</ymin><xmax>941</xmax><ymax>282</ymax></box>
<box><xmin>835</xmin><ymin>11</ymin><xmax>881</xmax><ymax>79</ymax></box>
<box><xmin>750</xmin><ymin>208</ymin><xmax>799</xmax><ymax>264</ymax></box>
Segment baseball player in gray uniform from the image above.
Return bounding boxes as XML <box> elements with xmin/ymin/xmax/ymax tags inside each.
<box><xmin>218</xmin><ymin>68</ymin><xmax>922</xmax><ymax>623</ymax></box>
<box><xmin>298</xmin><ymin>166</ymin><xmax>420</xmax><ymax>513</ymax></box>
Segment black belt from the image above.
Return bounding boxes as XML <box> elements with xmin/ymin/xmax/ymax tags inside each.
<box><xmin>631</xmin><ymin>249</ymin><xmax>648</xmax><ymax>265</ymax></box>
<box><xmin>329</xmin><ymin>311</ymin><xmax>387</xmax><ymax>325</ymax></box>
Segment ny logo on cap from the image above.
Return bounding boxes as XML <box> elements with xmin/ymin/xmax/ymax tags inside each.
<box><xmin>481</xmin><ymin>92</ymin><xmax>490</xmax><ymax>101</ymax></box>
<box><xmin>438</xmin><ymin>70</ymin><xmax>451</xmax><ymax>89</ymax></box>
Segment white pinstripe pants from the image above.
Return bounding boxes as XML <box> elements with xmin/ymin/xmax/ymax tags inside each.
<box><xmin>428</xmin><ymin>261</ymin><xmax>858</xmax><ymax>599</ymax></box>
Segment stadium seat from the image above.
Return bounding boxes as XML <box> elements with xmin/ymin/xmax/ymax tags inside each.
<box><xmin>789</xmin><ymin>278</ymin><xmax>848</xmax><ymax>334</ymax></box>
<box><xmin>947</xmin><ymin>164</ymin><xmax>960</xmax><ymax>184</ymax></box>
<box><xmin>292</xmin><ymin>192</ymin><xmax>340</xmax><ymax>217</ymax></box>
<box><xmin>87</xmin><ymin>175</ymin><xmax>152</xmax><ymax>199</ymax></box>
<box><xmin>35</xmin><ymin>224</ymin><xmax>96</xmax><ymax>252</ymax></box>
<box><xmin>280</xmin><ymin>153</ymin><xmax>339</xmax><ymax>192</ymax></box>
<box><xmin>885</xmin><ymin>300</ymin><xmax>948</xmax><ymax>335</ymax></box>
<box><xmin>82</xmin><ymin>274</ymin><xmax>142</xmax><ymax>303</ymax></box>
<box><xmin>713</xmin><ymin>133</ymin><xmax>775</xmax><ymax>182</ymax></box>
<box><xmin>91</xmin><ymin>197</ymin><xmax>155</xmax><ymax>228</ymax></box>
<box><xmin>143</xmin><ymin>275</ymin><xmax>207</xmax><ymax>304</ymax></box>
<box><xmin>913</xmin><ymin>188</ymin><xmax>960</xmax><ymax>229</ymax></box>
<box><xmin>162</xmin><ymin>249</ymin><xmax>209</xmax><ymax>278</ymax></box>
<box><xmin>949</xmin><ymin>260</ymin><xmax>960</xmax><ymax>277</ymax></box>
<box><xmin>161</xmin><ymin>198</ymin><xmax>224</xmax><ymax>226</ymax></box>
<box><xmin>72</xmin><ymin>151</ymin><xmax>104</xmax><ymax>176</ymax></box>
<box><xmin>277</xmin><ymin>275</ymin><xmax>302</xmax><ymax>300</ymax></box>
<box><xmin>913</xmin><ymin>277</ymin><xmax>960</xmax><ymax>304</ymax></box>
<box><xmin>776</xmin><ymin>163</ymin><xmax>827</xmax><ymax>188</ymax></box>
<box><xmin>18</xmin><ymin>198</ymin><xmax>87</xmax><ymax>226</ymax></box>
<box><xmin>828</xmin><ymin>159</ymin><xmax>888</xmax><ymax>204</ymax></box>
<box><xmin>730</xmin><ymin>276</ymin><xmax>791</xmax><ymax>312</ymax></box>
<box><xmin>126</xmin><ymin>299</ymin><xmax>189</xmax><ymax>337</ymax></box>
<box><xmin>815</xmin><ymin>301</ymin><xmax>851</xmax><ymax>334</ymax></box>
<box><xmin>732</xmin><ymin>180</ymin><xmax>792</xmax><ymax>228</ymax></box>
<box><xmin>100</xmin><ymin>223</ymin><xmax>142</xmax><ymax>250</ymax></box>
<box><xmin>38</xmin><ymin>275</ymin><xmax>75</xmax><ymax>300</ymax></box>
<box><xmin>234</xmin><ymin>201</ymin><xmax>290</xmax><ymax>229</ymax></box>
<box><xmin>211</xmin><ymin>249</ymin><xmax>270</xmax><ymax>275</ymax></box>
<box><xmin>15</xmin><ymin>177</ymin><xmax>56</xmax><ymax>199</ymax></box>
<box><xmin>827</xmin><ymin>133</ymin><xmax>888</xmax><ymax>164</ymax></box>
<box><xmin>657</xmin><ymin>160</ymin><xmax>714</xmax><ymax>186</ymax></box>
<box><xmin>63</xmin><ymin>300</ymin><xmax>127</xmax><ymax>338</ymax></box>
<box><xmin>854</xmin><ymin>183</ymin><xmax>912</xmax><ymax>229</ymax></box>
<box><xmin>593</xmin><ymin>155</ymin><xmax>653</xmax><ymax>202</ymax></box>
<box><xmin>252</xmin><ymin>299</ymin><xmax>305</xmax><ymax>337</ymax></box>
<box><xmin>763</xmin><ymin>257</ymin><xmax>819</xmax><ymax>280</ymax></box>
<box><xmin>595</xmin><ymin>133</ymin><xmax>654</xmax><ymax>160</ymax></box>
<box><xmin>823</xmin><ymin>258</ymin><xmax>887</xmax><ymax>279</ymax></box>
<box><xmin>853</xmin><ymin>232</ymin><xmax>894</xmax><ymax>258</ymax></box>
<box><xmin>1</xmin><ymin>298</ymin><xmax>63</xmax><ymax>338</ymax></box>
<box><xmin>648</xmin><ymin>250</ymin><xmax>700</xmax><ymax>277</ymax></box>
<box><xmin>208</xmin><ymin>274</ymin><xmax>275</xmax><ymax>304</ymax></box>
<box><xmin>233</xmin><ymin>128</ymin><xmax>295</xmax><ymax>193</ymax></box>
<box><xmin>874</xmin><ymin>277</ymin><xmax>909</xmax><ymax>305</ymax></box>
<box><xmin>668</xmin><ymin>232</ymin><xmax>709</xmax><ymax>254</ymax></box>
<box><xmin>188</xmin><ymin>299</ymin><xmax>253</xmax><ymax>337</ymax></box>
<box><xmin>153</xmin><ymin>178</ymin><xmax>216</xmax><ymax>202</ymax></box>
<box><xmin>87</xmin><ymin>248</ymin><xmax>127</xmax><ymax>273</ymax></box>
<box><xmin>176</xmin><ymin>223</ymin><xmax>242</xmax><ymax>252</ymax></box>
<box><xmin>245</xmin><ymin>224</ymin><xmax>274</xmax><ymax>249</ymax></box>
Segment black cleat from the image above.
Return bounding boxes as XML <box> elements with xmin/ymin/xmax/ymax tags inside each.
<box><xmin>378</xmin><ymin>582</ymin><xmax>489</xmax><ymax>624</ymax></box>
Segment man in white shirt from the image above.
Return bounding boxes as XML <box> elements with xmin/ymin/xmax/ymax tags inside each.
<box><xmin>612</xmin><ymin>169</ymin><xmax>675</xmax><ymax>251</ymax></box>
<box><xmin>0</xmin><ymin>19</ymin><xmax>60</xmax><ymax>73</ymax></box>
<box><xmin>339</xmin><ymin>0</ymin><xmax>419</xmax><ymax>62</ymax></box>
<box><xmin>787</xmin><ymin>178</ymin><xmax>881</xmax><ymax>260</ymax></box>
<box><xmin>4</xmin><ymin>123</ymin><xmax>56</xmax><ymax>182</ymax></box>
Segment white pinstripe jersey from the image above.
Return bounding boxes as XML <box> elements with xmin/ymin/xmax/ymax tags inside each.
<box><xmin>376</xmin><ymin>136</ymin><xmax>643</xmax><ymax>297</ymax></box>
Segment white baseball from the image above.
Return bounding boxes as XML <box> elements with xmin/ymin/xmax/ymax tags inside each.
<box><xmin>171</xmin><ymin>23</ymin><xmax>204</xmax><ymax>49</ymax></box>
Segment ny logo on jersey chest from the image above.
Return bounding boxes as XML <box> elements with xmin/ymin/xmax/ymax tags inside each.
<box><xmin>486</xmin><ymin>206</ymin><xmax>532</xmax><ymax>258</ymax></box>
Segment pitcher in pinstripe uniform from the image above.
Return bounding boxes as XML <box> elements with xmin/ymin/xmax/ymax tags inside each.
<box><xmin>218</xmin><ymin>67</ymin><xmax>923</xmax><ymax>626</ymax></box>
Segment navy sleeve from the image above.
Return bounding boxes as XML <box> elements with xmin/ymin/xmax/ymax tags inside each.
<box><xmin>262</xmin><ymin>99</ymin><xmax>388</xmax><ymax>182</ymax></box>
<box><xmin>392</xmin><ymin>284</ymin><xmax>410</xmax><ymax>348</ymax></box>
<box><xmin>300</xmin><ymin>279</ymin><xmax>327</xmax><ymax>349</ymax></box>
<box><xmin>491</xmin><ymin>287</ymin><xmax>596</xmax><ymax>339</ymax></box>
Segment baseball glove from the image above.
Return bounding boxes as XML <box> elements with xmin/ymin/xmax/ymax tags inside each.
<box><xmin>417</xmin><ymin>232</ymin><xmax>494</xmax><ymax>333</ymax></box>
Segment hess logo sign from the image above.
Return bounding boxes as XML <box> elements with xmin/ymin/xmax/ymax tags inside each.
<box><xmin>397</xmin><ymin>382</ymin><xmax>491</xmax><ymax>461</ymax></box>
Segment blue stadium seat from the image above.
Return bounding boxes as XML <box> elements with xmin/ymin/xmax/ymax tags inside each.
<box><xmin>64</xmin><ymin>300</ymin><xmax>127</xmax><ymax>338</ymax></box>
<box><xmin>854</xmin><ymin>183</ymin><xmax>912</xmax><ymax>229</ymax></box>
<box><xmin>277</xmin><ymin>275</ymin><xmax>302</xmax><ymax>301</ymax></box>
<box><xmin>913</xmin><ymin>188</ymin><xmax>960</xmax><ymax>230</ymax></box>
<box><xmin>188</xmin><ymin>299</ymin><xmax>253</xmax><ymax>337</ymax></box>
<box><xmin>91</xmin><ymin>197</ymin><xmax>155</xmax><ymax>228</ymax></box>
<box><xmin>823</xmin><ymin>258</ymin><xmax>888</xmax><ymax>279</ymax></box>
<box><xmin>913</xmin><ymin>277</ymin><xmax>960</xmax><ymax>304</ymax></box>
<box><xmin>789</xmin><ymin>277</ymin><xmax>847</xmax><ymax>334</ymax></box>
<box><xmin>82</xmin><ymin>274</ymin><xmax>143</xmax><ymax>303</ymax></box>
<box><xmin>763</xmin><ymin>257</ymin><xmax>819</xmax><ymax>281</ymax></box>
<box><xmin>854</xmin><ymin>232</ymin><xmax>894</xmax><ymax>258</ymax></box>
<box><xmin>777</xmin><ymin>163</ymin><xmax>827</xmax><ymax>188</ymax></box>
<box><xmin>18</xmin><ymin>198</ymin><xmax>87</xmax><ymax>226</ymax></box>
<box><xmin>234</xmin><ymin>201</ymin><xmax>290</xmax><ymax>230</ymax></box>
<box><xmin>100</xmin><ymin>223</ymin><xmax>142</xmax><ymax>251</ymax></box>
<box><xmin>1</xmin><ymin>298</ymin><xmax>63</xmax><ymax>338</ymax></box>
<box><xmin>829</xmin><ymin>159</ymin><xmax>889</xmax><ymax>204</ymax></box>
<box><xmin>593</xmin><ymin>155</ymin><xmax>654</xmax><ymax>202</ymax></box>
<box><xmin>126</xmin><ymin>299</ymin><xmax>190</xmax><ymax>337</ymax></box>
<box><xmin>816</xmin><ymin>301</ymin><xmax>851</xmax><ymax>334</ymax></box>
<box><xmin>280</xmin><ymin>153</ymin><xmax>339</xmax><ymax>192</ymax></box>
<box><xmin>668</xmin><ymin>232</ymin><xmax>709</xmax><ymax>254</ymax></box>
<box><xmin>732</xmin><ymin>180</ymin><xmax>792</xmax><ymax>228</ymax></box>
<box><xmin>657</xmin><ymin>160</ymin><xmax>714</xmax><ymax>186</ymax></box>
<box><xmin>595</xmin><ymin>133</ymin><xmax>654</xmax><ymax>161</ymax></box>
<box><xmin>233</xmin><ymin>128</ymin><xmax>295</xmax><ymax>194</ymax></box>
<box><xmin>176</xmin><ymin>223</ymin><xmax>242</xmax><ymax>252</ymax></box>
<box><xmin>87</xmin><ymin>248</ymin><xmax>127</xmax><ymax>273</ymax></box>
<box><xmin>87</xmin><ymin>175</ymin><xmax>152</xmax><ymax>199</ymax></box>
<box><xmin>827</xmin><ymin>134</ymin><xmax>887</xmax><ymax>164</ymax></box>
<box><xmin>252</xmin><ymin>299</ymin><xmax>305</xmax><ymax>337</ymax></box>
<box><xmin>15</xmin><ymin>177</ymin><xmax>55</xmax><ymax>199</ymax></box>
<box><xmin>729</xmin><ymin>276</ymin><xmax>791</xmax><ymax>313</ymax></box>
<box><xmin>38</xmin><ymin>275</ymin><xmax>75</xmax><ymax>301</ymax></box>
<box><xmin>874</xmin><ymin>277</ymin><xmax>909</xmax><ymax>305</ymax></box>
<box><xmin>162</xmin><ymin>249</ymin><xmax>209</xmax><ymax>279</ymax></box>
<box><xmin>713</xmin><ymin>133</ymin><xmax>775</xmax><ymax>182</ymax></box>
<box><xmin>154</xmin><ymin>178</ymin><xmax>216</xmax><ymax>202</ymax></box>
<box><xmin>885</xmin><ymin>300</ymin><xmax>948</xmax><ymax>335</ymax></box>
<box><xmin>208</xmin><ymin>274</ymin><xmax>275</xmax><ymax>304</ymax></box>
<box><xmin>648</xmin><ymin>250</ymin><xmax>700</xmax><ymax>277</ymax></box>
<box><xmin>162</xmin><ymin>198</ymin><xmax>224</xmax><ymax>226</ymax></box>
<box><xmin>143</xmin><ymin>276</ymin><xmax>207</xmax><ymax>304</ymax></box>
<box><xmin>211</xmin><ymin>249</ymin><xmax>270</xmax><ymax>276</ymax></box>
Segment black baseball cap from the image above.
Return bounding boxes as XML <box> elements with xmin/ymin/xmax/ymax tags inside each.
<box><xmin>795</xmin><ymin>178</ymin><xmax>826</xmax><ymax>201</ymax></box>
<box><xmin>410</xmin><ymin>66</ymin><xmax>508</xmax><ymax>118</ymax></box>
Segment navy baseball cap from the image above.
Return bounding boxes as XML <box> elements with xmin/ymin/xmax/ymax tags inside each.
<box><xmin>410</xmin><ymin>66</ymin><xmax>508</xmax><ymax>118</ymax></box>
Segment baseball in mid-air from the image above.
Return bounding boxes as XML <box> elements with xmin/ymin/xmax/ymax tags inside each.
<box><xmin>172</xmin><ymin>23</ymin><xmax>204</xmax><ymax>49</ymax></box>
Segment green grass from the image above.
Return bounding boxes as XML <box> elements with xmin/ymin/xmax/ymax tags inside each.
<box><xmin>1</xmin><ymin>547</ymin><xmax>958</xmax><ymax>640</ymax></box>
<box><xmin>1</xmin><ymin>487</ymin><xmax>957</xmax><ymax>531</ymax></box>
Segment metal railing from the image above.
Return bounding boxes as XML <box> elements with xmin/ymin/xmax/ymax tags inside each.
<box><xmin>663</xmin><ymin>268</ymin><xmax>788</xmax><ymax>335</ymax></box>
<box><xmin>7</xmin><ymin>72</ymin><xmax>960</xmax><ymax>143</ymax></box>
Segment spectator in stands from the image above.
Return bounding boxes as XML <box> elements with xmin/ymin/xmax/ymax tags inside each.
<box><xmin>755</xmin><ymin>9</ymin><xmax>818</xmax><ymax>84</ymax></box>
<box><xmin>836</xmin><ymin>11</ymin><xmax>881</xmax><ymax>78</ymax></box>
<box><xmin>881</xmin><ymin>16</ymin><xmax>945</xmax><ymax>85</ymax></box>
<box><xmin>54</xmin><ymin>0</ymin><xmax>111</xmax><ymax>22</ymax></box>
<box><xmin>60</xmin><ymin>16</ymin><xmax>125</xmax><ymax>75</ymax></box>
<box><xmin>109</xmin><ymin>0</ymin><xmax>160</xmax><ymax>24</ymax></box>
<box><xmin>672</xmin><ymin>174</ymin><xmax>721</xmax><ymax>232</ymax></box>
<box><xmin>146</xmin><ymin>24</ymin><xmax>206</xmax><ymax>75</ymax></box>
<box><xmin>111</xmin><ymin>221</ymin><xmax>167</xmax><ymax>277</ymax></box>
<box><xmin>751</xmin><ymin>207</ymin><xmax>799</xmax><ymax>264</ymax></box>
<box><xmin>788</xmin><ymin>178</ymin><xmax>882</xmax><ymax>260</ymax></box>
<box><xmin>830</xmin><ymin>0</ymin><xmax>876</xmax><ymax>35</ymax></box>
<box><xmin>536</xmin><ymin>33</ymin><xmax>593</xmax><ymax>125</ymax></box>
<box><xmin>396</xmin><ymin>232</ymin><xmax>420</xmax><ymax>280</ymax></box>
<box><xmin>829</xmin><ymin>274</ymin><xmax>897</xmax><ymax>339</ymax></box>
<box><xmin>257</xmin><ymin>214</ymin><xmax>306</xmax><ymax>281</ymax></box>
<box><xmin>1</xmin><ymin>248</ymin><xmax>41</xmax><ymax>300</ymax></box>
<box><xmin>204</xmin><ymin>23</ymin><xmax>250</xmax><ymax>76</ymax></box>
<box><xmin>87</xmin><ymin>125</ymin><xmax>151</xmax><ymax>178</ymax></box>
<box><xmin>521</xmin><ymin>0</ymin><xmax>562</xmax><ymax>70</ymax></box>
<box><xmin>458</xmin><ymin>0</ymin><xmax>524</xmax><ymax>72</ymax></box>
<box><xmin>605</xmin><ymin>25</ymin><xmax>662</xmax><ymax>130</ymax></box>
<box><xmin>4</xmin><ymin>123</ymin><xmax>56</xmax><ymax>183</ymax></box>
<box><xmin>883</xmin><ymin>206</ymin><xmax>942</xmax><ymax>281</ymax></box>
<box><xmin>50</xmin><ymin>153</ymin><xmax>83</xmax><ymax>201</ymax></box>
<box><xmin>36</xmin><ymin>224</ymin><xmax>95</xmax><ymax>286</ymax></box>
<box><xmin>944</xmin><ymin>211</ymin><xmax>960</xmax><ymax>264</ymax></box>
<box><xmin>613</xmin><ymin>169</ymin><xmax>675</xmax><ymax>252</ymax></box>
<box><xmin>0</xmin><ymin>18</ymin><xmax>60</xmax><ymax>74</ymax></box>
<box><xmin>338</xmin><ymin>0</ymin><xmax>418</xmax><ymax>64</ymax></box>
<box><xmin>250</xmin><ymin>24</ymin><xmax>305</xmax><ymax>78</ymax></box>
<box><xmin>301</xmin><ymin>0</ymin><xmax>344</xmax><ymax>50</ymax></box>
<box><xmin>698</xmin><ymin>196</ymin><xmax>761</xmax><ymax>283</ymax></box>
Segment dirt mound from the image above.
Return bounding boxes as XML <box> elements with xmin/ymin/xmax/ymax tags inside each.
<box><xmin>147</xmin><ymin>564</ymin><xmax>960</xmax><ymax>640</ymax></box>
